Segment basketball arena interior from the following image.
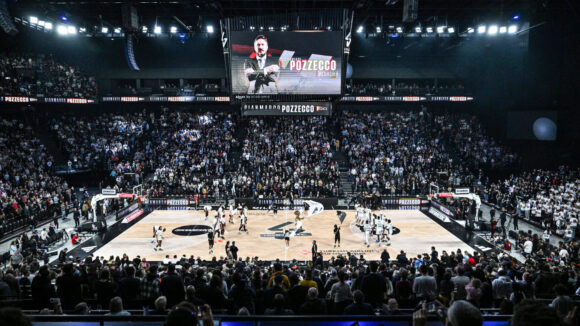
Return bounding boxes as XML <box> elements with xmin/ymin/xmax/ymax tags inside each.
<box><xmin>0</xmin><ymin>0</ymin><xmax>578</xmax><ymax>325</ymax></box>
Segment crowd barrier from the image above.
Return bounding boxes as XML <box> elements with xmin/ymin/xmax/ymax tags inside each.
<box><xmin>27</xmin><ymin>314</ymin><xmax>513</xmax><ymax>326</ymax></box>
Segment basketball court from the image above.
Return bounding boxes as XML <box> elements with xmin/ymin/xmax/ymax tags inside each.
<box><xmin>93</xmin><ymin>207</ymin><xmax>475</xmax><ymax>261</ymax></box>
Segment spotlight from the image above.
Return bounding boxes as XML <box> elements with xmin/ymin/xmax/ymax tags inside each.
<box><xmin>57</xmin><ymin>25</ymin><xmax>67</xmax><ymax>35</ymax></box>
<box><xmin>79</xmin><ymin>27</ymin><xmax>86</xmax><ymax>33</ymax></box>
<box><xmin>499</xmin><ymin>26</ymin><xmax>507</xmax><ymax>34</ymax></box>
<box><xmin>488</xmin><ymin>25</ymin><xmax>498</xmax><ymax>35</ymax></box>
<box><xmin>250</xmin><ymin>26</ymin><xmax>255</xmax><ymax>31</ymax></box>
<box><xmin>29</xmin><ymin>16</ymin><xmax>38</xmax><ymax>24</ymax></box>
<box><xmin>60</xmin><ymin>16</ymin><xmax>68</xmax><ymax>21</ymax></box>
<box><xmin>45</xmin><ymin>22</ymin><xmax>53</xmax><ymax>30</ymax></box>
<box><xmin>426</xmin><ymin>27</ymin><xmax>433</xmax><ymax>33</ymax></box>
<box><xmin>179</xmin><ymin>33</ymin><xmax>186</xmax><ymax>39</ymax></box>
<box><xmin>436</xmin><ymin>26</ymin><xmax>445</xmax><ymax>33</ymax></box>
<box><xmin>101</xmin><ymin>27</ymin><xmax>108</xmax><ymax>33</ymax></box>
<box><xmin>67</xmin><ymin>26</ymin><xmax>76</xmax><ymax>34</ymax></box>
<box><xmin>114</xmin><ymin>27</ymin><xmax>121</xmax><ymax>34</ymax></box>
<box><xmin>415</xmin><ymin>26</ymin><xmax>421</xmax><ymax>33</ymax></box>
<box><xmin>512</xmin><ymin>15</ymin><xmax>520</xmax><ymax>20</ymax></box>
<box><xmin>508</xmin><ymin>25</ymin><xmax>517</xmax><ymax>34</ymax></box>
<box><xmin>154</xmin><ymin>25</ymin><xmax>161</xmax><ymax>34</ymax></box>
<box><xmin>357</xmin><ymin>26</ymin><xmax>363</xmax><ymax>33</ymax></box>
<box><xmin>142</xmin><ymin>26</ymin><xmax>148</xmax><ymax>33</ymax></box>
<box><xmin>170</xmin><ymin>26</ymin><xmax>177</xmax><ymax>33</ymax></box>
<box><xmin>477</xmin><ymin>25</ymin><xmax>486</xmax><ymax>34</ymax></box>
<box><xmin>206</xmin><ymin>25</ymin><xmax>214</xmax><ymax>33</ymax></box>
<box><xmin>447</xmin><ymin>27</ymin><xmax>455</xmax><ymax>33</ymax></box>
<box><xmin>396</xmin><ymin>26</ymin><xmax>403</xmax><ymax>33</ymax></box>
<box><xmin>38</xmin><ymin>20</ymin><xmax>45</xmax><ymax>27</ymax></box>
<box><xmin>376</xmin><ymin>26</ymin><xmax>381</xmax><ymax>33</ymax></box>
<box><xmin>467</xmin><ymin>27</ymin><xmax>474</xmax><ymax>33</ymax></box>
<box><xmin>268</xmin><ymin>26</ymin><xmax>274</xmax><ymax>31</ymax></box>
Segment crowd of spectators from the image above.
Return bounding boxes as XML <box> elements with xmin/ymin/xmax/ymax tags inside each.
<box><xmin>340</xmin><ymin>110</ymin><xmax>508</xmax><ymax>196</ymax></box>
<box><xmin>0</xmin><ymin>243</ymin><xmax>577</xmax><ymax>324</ymax></box>
<box><xmin>0</xmin><ymin>53</ymin><xmax>97</xmax><ymax>98</ymax></box>
<box><xmin>237</xmin><ymin>117</ymin><xmax>340</xmax><ymax>198</ymax></box>
<box><xmin>0</xmin><ymin>118</ymin><xmax>71</xmax><ymax>240</ymax></box>
<box><xmin>145</xmin><ymin>111</ymin><xmax>237</xmax><ymax>198</ymax></box>
<box><xmin>482</xmin><ymin>167</ymin><xmax>579</xmax><ymax>239</ymax></box>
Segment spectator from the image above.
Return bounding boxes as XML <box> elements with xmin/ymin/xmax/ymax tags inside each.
<box><xmin>105</xmin><ymin>296</ymin><xmax>131</xmax><ymax>316</ymax></box>
<box><xmin>343</xmin><ymin>290</ymin><xmax>374</xmax><ymax>315</ymax></box>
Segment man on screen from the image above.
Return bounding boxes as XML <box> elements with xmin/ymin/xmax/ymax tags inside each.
<box><xmin>244</xmin><ymin>35</ymin><xmax>280</xmax><ymax>94</ymax></box>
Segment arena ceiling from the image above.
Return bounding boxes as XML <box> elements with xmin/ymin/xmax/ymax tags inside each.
<box><xmin>11</xmin><ymin>0</ymin><xmax>531</xmax><ymax>31</ymax></box>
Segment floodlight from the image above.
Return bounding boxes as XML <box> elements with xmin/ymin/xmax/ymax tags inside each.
<box><xmin>488</xmin><ymin>25</ymin><xmax>498</xmax><ymax>35</ymax></box>
<box><xmin>29</xmin><ymin>16</ymin><xmax>38</xmax><ymax>24</ymax></box>
<box><xmin>477</xmin><ymin>25</ymin><xmax>486</xmax><ymax>34</ymax></box>
<box><xmin>508</xmin><ymin>25</ymin><xmax>517</xmax><ymax>34</ymax></box>
<box><xmin>207</xmin><ymin>25</ymin><xmax>214</xmax><ymax>33</ymax></box>
<box><xmin>154</xmin><ymin>26</ymin><xmax>161</xmax><ymax>34</ymax></box>
<box><xmin>57</xmin><ymin>25</ymin><xmax>67</xmax><ymax>35</ymax></box>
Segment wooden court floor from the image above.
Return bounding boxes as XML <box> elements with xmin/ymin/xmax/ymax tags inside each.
<box><xmin>93</xmin><ymin>209</ymin><xmax>474</xmax><ymax>261</ymax></box>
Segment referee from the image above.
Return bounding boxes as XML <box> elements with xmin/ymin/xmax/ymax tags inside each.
<box><xmin>333</xmin><ymin>224</ymin><xmax>341</xmax><ymax>248</ymax></box>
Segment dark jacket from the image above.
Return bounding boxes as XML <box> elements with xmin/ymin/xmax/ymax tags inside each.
<box><xmin>344</xmin><ymin>302</ymin><xmax>375</xmax><ymax>315</ymax></box>
<box><xmin>160</xmin><ymin>273</ymin><xmax>185</xmax><ymax>308</ymax></box>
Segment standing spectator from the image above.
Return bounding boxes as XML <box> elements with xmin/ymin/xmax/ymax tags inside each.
<box><xmin>56</xmin><ymin>263</ymin><xmax>82</xmax><ymax>310</ymax></box>
<box><xmin>160</xmin><ymin>264</ymin><xmax>185</xmax><ymax>308</ymax></box>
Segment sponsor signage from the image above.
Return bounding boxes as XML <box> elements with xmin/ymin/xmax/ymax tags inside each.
<box><xmin>340</xmin><ymin>96</ymin><xmax>474</xmax><ymax>102</ymax></box>
<box><xmin>455</xmin><ymin>188</ymin><xmax>470</xmax><ymax>194</ymax></box>
<box><xmin>430</xmin><ymin>200</ymin><xmax>455</xmax><ymax>218</ymax></box>
<box><xmin>437</xmin><ymin>193</ymin><xmax>454</xmax><ymax>198</ymax></box>
<box><xmin>117</xmin><ymin>202</ymin><xmax>139</xmax><ymax>219</ymax></box>
<box><xmin>101</xmin><ymin>189</ymin><xmax>117</xmax><ymax>195</ymax></box>
<box><xmin>122</xmin><ymin>209</ymin><xmax>144</xmax><ymax>224</ymax></box>
<box><xmin>241</xmin><ymin>102</ymin><xmax>332</xmax><ymax>116</ymax></box>
<box><xmin>172</xmin><ymin>225</ymin><xmax>213</xmax><ymax>236</ymax></box>
<box><xmin>428</xmin><ymin>207</ymin><xmax>451</xmax><ymax>223</ymax></box>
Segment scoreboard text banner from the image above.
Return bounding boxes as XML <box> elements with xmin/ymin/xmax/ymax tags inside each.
<box><xmin>241</xmin><ymin>102</ymin><xmax>332</xmax><ymax>116</ymax></box>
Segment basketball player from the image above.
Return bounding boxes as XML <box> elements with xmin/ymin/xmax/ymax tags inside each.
<box><xmin>204</xmin><ymin>206</ymin><xmax>210</xmax><ymax>220</ymax></box>
<box><xmin>239</xmin><ymin>210</ymin><xmax>248</xmax><ymax>234</ymax></box>
<box><xmin>208</xmin><ymin>227</ymin><xmax>215</xmax><ymax>254</ymax></box>
<box><xmin>152</xmin><ymin>225</ymin><xmax>160</xmax><ymax>244</ymax></box>
<box><xmin>294</xmin><ymin>210</ymin><xmax>304</xmax><ymax>234</ymax></box>
<box><xmin>154</xmin><ymin>227</ymin><xmax>166</xmax><ymax>251</ymax></box>
<box><xmin>217</xmin><ymin>205</ymin><xmax>224</xmax><ymax>220</ymax></box>
<box><xmin>229</xmin><ymin>204</ymin><xmax>235</xmax><ymax>224</ymax></box>
<box><xmin>363</xmin><ymin>221</ymin><xmax>372</xmax><ymax>248</ymax></box>
<box><xmin>213</xmin><ymin>216</ymin><xmax>221</xmax><ymax>240</ymax></box>
<box><xmin>219</xmin><ymin>212</ymin><xmax>226</xmax><ymax>239</ymax></box>
<box><xmin>333</xmin><ymin>224</ymin><xmax>341</xmax><ymax>248</ymax></box>
<box><xmin>375</xmin><ymin>217</ymin><xmax>384</xmax><ymax>243</ymax></box>
<box><xmin>355</xmin><ymin>204</ymin><xmax>362</xmax><ymax>226</ymax></box>
<box><xmin>284</xmin><ymin>229</ymin><xmax>291</xmax><ymax>248</ymax></box>
<box><xmin>385</xmin><ymin>219</ymin><xmax>393</xmax><ymax>246</ymax></box>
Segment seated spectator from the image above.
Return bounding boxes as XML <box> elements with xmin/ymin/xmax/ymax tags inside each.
<box><xmin>343</xmin><ymin>290</ymin><xmax>374</xmax><ymax>315</ymax></box>
<box><xmin>149</xmin><ymin>296</ymin><xmax>169</xmax><ymax>315</ymax></box>
<box><xmin>550</xmin><ymin>284</ymin><xmax>573</xmax><ymax>317</ymax></box>
<box><xmin>264</xmin><ymin>293</ymin><xmax>294</xmax><ymax>315</ymax></box>
<box><xmin>105</xmin><ymin>296</ymin><xmax>131</xmax><ymax>316</ymax></box>
<box><xmin>299</xmin><ymin>287</ymin><xmax>327</xmax><ymax>315</ymax></box>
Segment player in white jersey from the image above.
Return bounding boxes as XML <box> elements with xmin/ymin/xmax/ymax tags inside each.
<box><xmin>385</xmin><ymin>219</ymin><xmax>393</xmax><ymax>245</ymax></box>
<box><xmin>229</xmin><ymin>205</ymin><xmax>236</xmax><ymax>224</ymax></box>
<box><xmin>355</xmin><ymin>205</ymin><xmax>362</xmax><ymax>225</ymax></box>
<box><xmin>152</xmin><ymin>225</ymin><xmax>160</xmax><ymax>244</ymax></box>
<box><xmin>239</xmin><ymin>211</ymin><xmax>248</xmax><ymax>234</ymax></box>
<box><xmin>375</xmin><ymin>217</ymin><xmax>383</xmax><ymax>243</ymax></box>
<box><xmin>154</xmin><ymin>227</ymin><xmax>166</xmax><ymax>251</ymax></box>
<box><xmin>364</xmin><ymin>208</ymin><xmax>372</xmax><ymax>224</ymax></box>
<box><xmin>364</xmin><ymin>221</ymin><xmax>372</xmax><ymax>247</ymax></box>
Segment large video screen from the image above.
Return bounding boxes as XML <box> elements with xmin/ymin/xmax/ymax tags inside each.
<box><xmin>230</xmin><ymin>31</ymin><xmax>342</xmax><ymax>95</ymax></box>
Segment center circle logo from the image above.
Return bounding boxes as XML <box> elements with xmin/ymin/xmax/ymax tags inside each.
<box><xmin>172</xmin><ymin>225</ymin><xmax>212</xmax><ymax>236</ymax></box>
<box><xmin>392</xmin><ymin>227</ymin><xmax>401</xmax><ymax>235</ymax></box>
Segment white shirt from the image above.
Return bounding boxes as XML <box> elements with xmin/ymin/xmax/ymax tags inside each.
<box><xmin>156</xmin><ymin>229</ymin><xmax>163</xmax><ymax>241</ymax></box>
<box><xmin>523</xmin><ymin>240</ymin><xmax>533</xmax><ymax>254</ymax></box>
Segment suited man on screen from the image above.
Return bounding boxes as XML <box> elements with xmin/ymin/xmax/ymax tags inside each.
<box><xmin>244</xmin><ymin>34</ymin><xmax>280</xmax><ymax>94</ymax></box>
